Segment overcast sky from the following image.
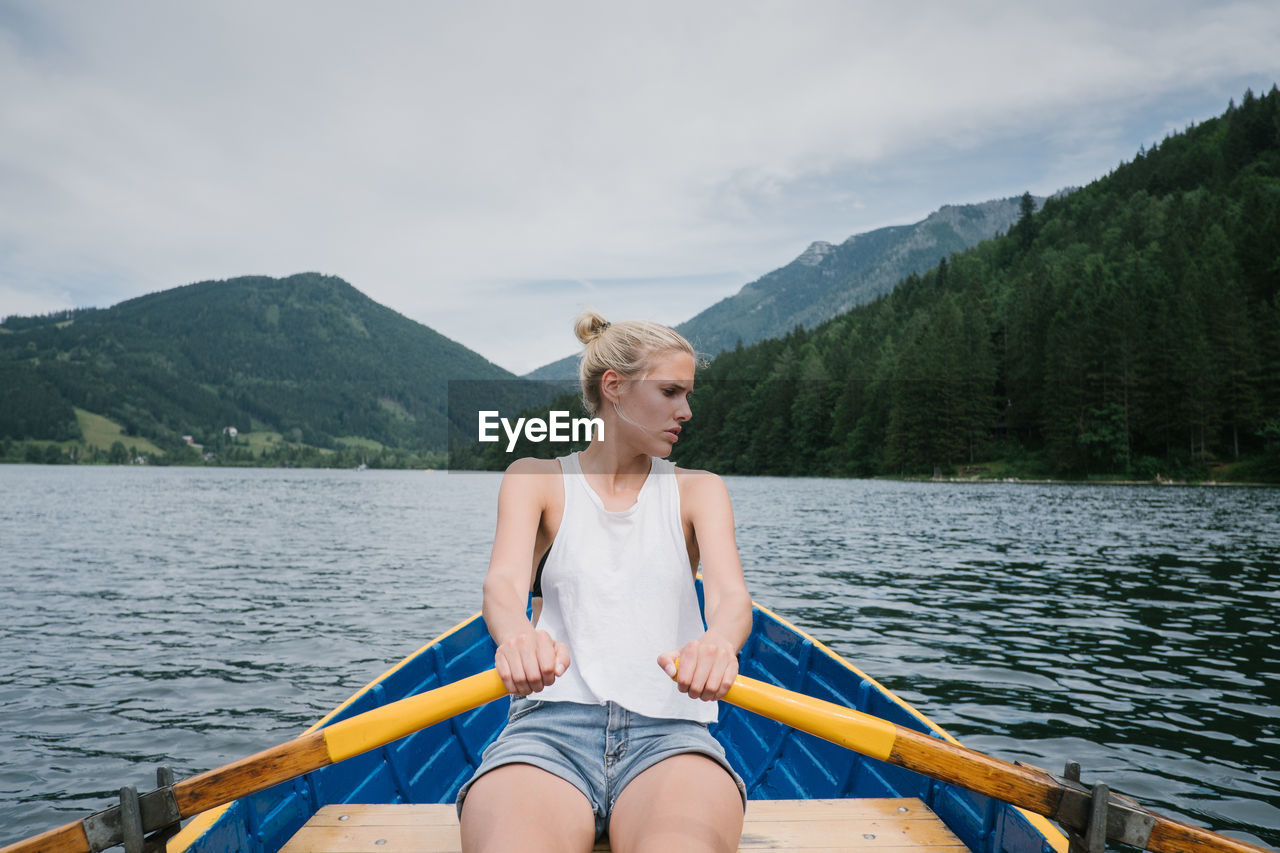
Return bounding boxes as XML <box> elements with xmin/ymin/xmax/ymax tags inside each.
<box><xmin>1</xmin><ymin>2</ymin><xmax>1277</xmax><ymax>374</ymax></box>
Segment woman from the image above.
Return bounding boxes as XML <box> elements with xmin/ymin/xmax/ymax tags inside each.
<box><xmin>457</xmin><ymin>311</ymin><xmax>753</xmax><ymax>853</ymax></box>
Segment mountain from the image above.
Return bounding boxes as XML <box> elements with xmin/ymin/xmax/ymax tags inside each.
<box><xmin>0</xmin><ymin>273</ymin><xmax>551</xmax><ymax>459</ymax></box>
<box><xmin>677</xmin><ymin>196</ymin><xmax>1042</xmax><ymax>356</ymax></box>
<box><xmin>664</xmin><ymin>87</ymin><xmax>1280</xmax><ymax>480</ymax></box>
<box><xmin>523</xmin><ymin>196</ymin><xmax>1039</xmax><ymax>381</ymax></box>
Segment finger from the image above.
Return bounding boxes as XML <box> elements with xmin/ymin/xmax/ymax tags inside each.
<box><xmin>704</xmin><ymin>653</ymin><xmax>737</xmax><ymax>701</ymax></box>
<box><xmin>501</xmin><ymin>646</ymin><xmax>531</xmax><ymax>695</ymax></box>
<box><xmin>656</xmin><ymin>651</ymin><xmax>678</xmax><ymax>679</ymax></box>
<box><xmin>519</xmin><ymin>640</ymin><xmax>544</xmax><ymax>692</ymax></box>
<box><xmin>494</xmin><ymin>652</ymin><xmax>517</xmax><ymax>695</ymax></box>
<box><xmin>535</xmin><ymin>634</ymin><xmax>558</xmax><ymax>684</ymax></box>
<box><xmin>676</xmin><ymin>642</ymin><xmax>699</xmax><ymax>693</ymax></box>
<box><xmin>554</xmin><ymin>643</ymin><xmax>571</xmax><ymax>677</ymax></box>
<box><xmin>712</xmin><ymin>657</ymin><xmax>739</xmax><ymax>700</ymax></box>
<box><xmin>688</xmin><ymin>645</ymin><xmax>716</xmax><ymax>700</ymax></box>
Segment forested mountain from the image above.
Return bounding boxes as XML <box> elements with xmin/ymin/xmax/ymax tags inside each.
<box><xmin>479</xmin><ymin>89</ymin><xmax>1280</xmax><ymax>481</ymax></box>
<box><xmin>523</xmin><ymin>197</ymin><xmax>1037</xmax><ymax>381</ymax></box>
<box><xmin>679</xmin><ymin>196</ymin><xmax>1042</xmax><ymax>356</ymax></box>
<box><xmin>0</xmin><ymin>273</ymin><xmax>549</xmax><ymax>460</ymax></box>
<box><xmin>675</xmin><ymin>89</ymin><xmax>1280</xmax><ymax>479</ymax></box>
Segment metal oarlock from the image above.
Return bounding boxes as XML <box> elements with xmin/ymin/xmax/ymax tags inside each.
<box><xmin>82</xmin><ymin>765</ymin><xmax>182</xmax><ymax>853</ymax></box>
<box><xmin>118</xmin><ymin>786</ymin><xmax>142</xmax><ymax>853</ymax></box>
<box><xmin>145</xmin><ymin>766</ymin><xmax>181</xmax><ymax>852</ymax></box>
<box><xmin>1062</xmin><ymin>761</ymin><xmax>1098</xmax><ymax>853</ymax></box>
<box><xmin>1058</xmin><ymin>760</ymin><xmax>1157</xmax><ymax>853</ymax></box>
<box><xmin>1011</xmin><ymin>758</ymin><xmax>1158</xmax><ymax>853</ymax></box>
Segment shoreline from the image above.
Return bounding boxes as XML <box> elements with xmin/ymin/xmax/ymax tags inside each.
<box><xmin>904</xmin><ymin>474</ymin><xmax>1280</xmax><ymax>487</ymax></box>
<box><xmin>4</xmin><ymin>459</ymin><xmax>1277</xmax><ymax>487</ymax></box>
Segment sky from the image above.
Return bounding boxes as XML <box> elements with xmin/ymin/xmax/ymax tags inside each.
<box><xmin>1</xmin><ymin>2</ymin><xmax>1277</xmax><ymax>375</ymax></box>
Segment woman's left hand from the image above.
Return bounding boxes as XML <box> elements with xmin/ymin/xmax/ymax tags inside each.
<box><xmin>657</xmin><ymin>631</ymin><xmax>739</xmax><ymax>701</ymax></box>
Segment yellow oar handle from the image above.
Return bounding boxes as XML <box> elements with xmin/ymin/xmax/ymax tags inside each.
<box><xmin>716</xmin><ymin>672</ymin><xmax>1274</xmax><ymax>853</ymax></box>
<box><xmin>723</xmin><ymin>674</ymin><xmax>897</xmax><ymax>760</ymax></box>
<box><xmin>177</xmin><ymin>669</ymin><xmax>508</xmax><ymax>815</ymax></box>
<box><xmin>324</xmin><ymin>669</ymin><xmax>507</xmax><ymax>762</ymax></box>
<box><xmin>716</xmin><ymin>671</ymin><xmax>1062</xmax><ymax>810</ymax></box>
<box><xmin>667</xmin><ymin>657</ymin><xmax>894</xmax><ymax>761</ymax></box>
<box><xmin>0</xmin><ymin>669</ymin><xmax>509</xmax><ymax>853</ymax></box>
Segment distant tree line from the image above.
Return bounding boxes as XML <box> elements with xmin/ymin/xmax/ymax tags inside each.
<box><xmin>0</xmin><ymin>432</ymin><xmax>446</xmax><ymax>469</ymax></box>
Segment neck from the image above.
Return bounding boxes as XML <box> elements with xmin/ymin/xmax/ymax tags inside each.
<box><xmin>577</xmin><ymin>441</ymin><xmax>651</xmax><ymax>488</ymax></box>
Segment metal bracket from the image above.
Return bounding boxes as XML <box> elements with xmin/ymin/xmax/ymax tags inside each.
<box><xmin>1057</xmin><ymin>760</ymin><xmax>1156</xmax><ymax>853</ymax></box>
<box><xmin>82</xmin><ymin>766</ymin><xmax>182</xmax><ymax>853</ymax></box>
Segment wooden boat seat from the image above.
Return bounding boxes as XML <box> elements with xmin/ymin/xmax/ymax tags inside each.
<box><xmin>279</xmin><ymin>796</ymin><xmax>966</xmax><ymax>852</ymax></box>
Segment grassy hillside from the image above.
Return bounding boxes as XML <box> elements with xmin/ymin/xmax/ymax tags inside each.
<box><xmin>1</xmin><ymin>273</ymin><xmax>552</xmax><ymax>464</ymax></box>
<box><xmin>74</xmin><ymin>408</ymin><xmax>165</xmax><ymax>456</ymax></box>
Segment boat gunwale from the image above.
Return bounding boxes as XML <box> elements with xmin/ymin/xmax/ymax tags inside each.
<box><xmin>748</xmin><ymin>600</ymin><xmax>1069</xmax><ymax>853</ymax></box>
<box><xmin>170</xmin><ymin>604</ymin><xmax>1067</xmax><ymax>853</ymax></box>
<box><xmin>168</xmin><ymin>614</ymin><xmax>485</xmax><ymax>850</ymax></box>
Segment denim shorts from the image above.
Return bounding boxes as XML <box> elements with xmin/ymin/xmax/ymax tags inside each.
<box><xmin>456</xmin><ymin>696</ymin><xmax>747</xmax><ymax>839</ymax></box>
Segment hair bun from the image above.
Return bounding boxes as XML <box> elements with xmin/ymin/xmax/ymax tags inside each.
<box><xmin>573</xmin><ymin>310</ymin><xmax>611</xmax><ymax>345</ymax></box>
<box><xmin>571</xmin><ymin>312</ymin><xmax>695</xmax><ymax>416</ymax></box>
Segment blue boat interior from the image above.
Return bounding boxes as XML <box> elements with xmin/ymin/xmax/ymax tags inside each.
<box><xmin>183</xmin><ymin>588</ymin><xmax>1058</xmax><ymax>853</ymax></box>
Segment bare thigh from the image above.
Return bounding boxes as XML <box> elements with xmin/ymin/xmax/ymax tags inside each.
<box><xmin>608</xmin><ymin>754</ymin><xmax>744</xmax><ymax>853</ymax></box>
<box><xmin>459</xmin><ymin>763</ymin><xmax>596</xmax><ymax>853</ymax></box>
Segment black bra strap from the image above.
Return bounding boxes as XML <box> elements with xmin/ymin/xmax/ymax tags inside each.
<box><xmin>532</xmin><ymin>548</ymin><xmax>550</xmax><ymax>597</ymax></box>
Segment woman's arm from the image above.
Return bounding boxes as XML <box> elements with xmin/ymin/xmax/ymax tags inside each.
<box><xmin>483</xmin><ymin>458</ymin><xmax>569</xmax><ymax>696</ymax></box>
<box><xmin>658</xmin><ymin>471</ymin><xmax>752</xmax><ymax>701</ymax></box>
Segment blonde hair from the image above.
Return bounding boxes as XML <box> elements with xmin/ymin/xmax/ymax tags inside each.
<box><xmin>574</xmin><ymin>310</ymin><xmax>696</xmax><ymax>416</ymax></box>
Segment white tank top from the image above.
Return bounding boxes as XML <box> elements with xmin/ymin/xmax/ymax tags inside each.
<box><xmin>532</xmin><ymin>451</ymin><xmax>717</xmax><ymax>723</ymax></box>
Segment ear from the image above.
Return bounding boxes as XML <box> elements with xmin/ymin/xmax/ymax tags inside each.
<box><xmin>600</xmin><ymin>368</ymin><xmax>624</xmax><ymax>404</ymax></box>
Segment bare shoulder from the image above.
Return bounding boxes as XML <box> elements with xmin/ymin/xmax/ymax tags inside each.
<box><xmin>498</xmin><ymin>457</ymin><xmax>561</xmax><ymax>503</ymax></box>
<box><xmin>504</xmin><ymin>456</ymin><xmax>562</xmax><ymax>476</ymax></box>
<box><xmin>674</xmin><ymin>466</ymin><xmax>731</xmax><ymax>503</ymax></box>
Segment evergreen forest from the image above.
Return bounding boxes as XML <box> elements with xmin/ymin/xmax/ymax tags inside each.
<box><xmin>467</xmin><ymin>89</ymin><xmax>1280</xmax><ymax>481</ymax></box>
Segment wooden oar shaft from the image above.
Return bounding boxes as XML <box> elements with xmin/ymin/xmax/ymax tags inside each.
<box><xmin>722</xmin><ymin>675</ymin><xmax>1272</xmax><ymax>853</ymax></box>
<box><xmin>1148</xmin><ymin>821</ymin><xmax>1272</xmax><ymax>853</ymax></box>
<box><xmin>0</xmin><ymin>670</ymin><xmax>508</xmax><ymax>853</ymax></box>
<box><xmin>177</xmin><ymin>668</ymin><xmax>508</xmax><ymax>816</ymax></box>
<box><xmin>0</xmin><ymin>824</ymin><xmax>88</xmax><ymax>853</ymax></box>
<box><xmin>722</xmin><ymin>676</ymin><xmax>1062</xmax><ymax>813</ymax></box>
<box><xmin>174</xmin><ymin>730</ymin><xmax>330</xmax><ymax>817</ymax></box>
<box><xmin>6</xmin><ymin>669</ymin><xmax>1271</xmax><ymax>853</ymax></box>
<box><xmin>890</xmin><ymin>725</ymin><xmax>1064</xmax><ymax>814</ymax></box>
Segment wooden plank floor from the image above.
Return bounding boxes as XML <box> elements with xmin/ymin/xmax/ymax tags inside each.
<box><xmin>279</xmin><ymin>797</ymin><xmax>968</xmax><ymax>852</ymax></box>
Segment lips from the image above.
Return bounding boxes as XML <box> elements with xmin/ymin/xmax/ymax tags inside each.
<box><xmin>665</xmin><ymin>426</ymin><xmax>681</xmax><ymax>442</ymax></box>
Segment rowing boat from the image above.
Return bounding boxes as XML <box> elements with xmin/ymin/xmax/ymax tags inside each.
<box><xmin>166</xmin><ymin>584</ymin><xmax>1066</xmax><ymax>853</ymax></box>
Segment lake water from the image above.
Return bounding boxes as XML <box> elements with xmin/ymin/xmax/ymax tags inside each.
<box><xmin>1</xmin><ymin>466</ymin><xmax>1277</xmax><ymax>848</ymax></box>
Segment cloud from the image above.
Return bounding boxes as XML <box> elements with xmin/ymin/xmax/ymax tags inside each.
<box><xmin>1</xmin><ymin>1</ymin><xmax>1277</xmax><ymax>371</ymax></box>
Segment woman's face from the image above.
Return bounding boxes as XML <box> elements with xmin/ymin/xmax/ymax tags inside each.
<box><xmin>609</xmin><ymin>350</ymin><xmax>695</xmax><ymax>456</ymax></box>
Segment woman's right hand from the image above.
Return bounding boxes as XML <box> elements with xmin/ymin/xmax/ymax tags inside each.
<box><xmin>494</xmin><ymin>629</ymin><xmax>570</xmax><ymax>696</ymax></box>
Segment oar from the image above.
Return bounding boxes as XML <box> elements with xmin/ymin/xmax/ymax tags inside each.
<box><xmin>720</xmin><ymin>673</ymin><xmax>1272</xmax><ymax>853</ymax></box>
<box><xmin>0</xmin><ymin>670</ymin><xmax>507</xmax><ymax>853</ymax></box>
<box><xmin>5</xmin><ymin>669</ymin><xmax>1271</xmax><ymax>853</ymax></box>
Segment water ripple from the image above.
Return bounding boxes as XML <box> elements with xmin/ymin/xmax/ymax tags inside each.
<box><xmin>729</xmin><ymin>478</ymin><xmax>1279</xmax><ymax>848</ymax></box>
<box><xmin>1</xmin><ymin>469</ymin><xmax>1277</xmax><ymax>847</ymax></box>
